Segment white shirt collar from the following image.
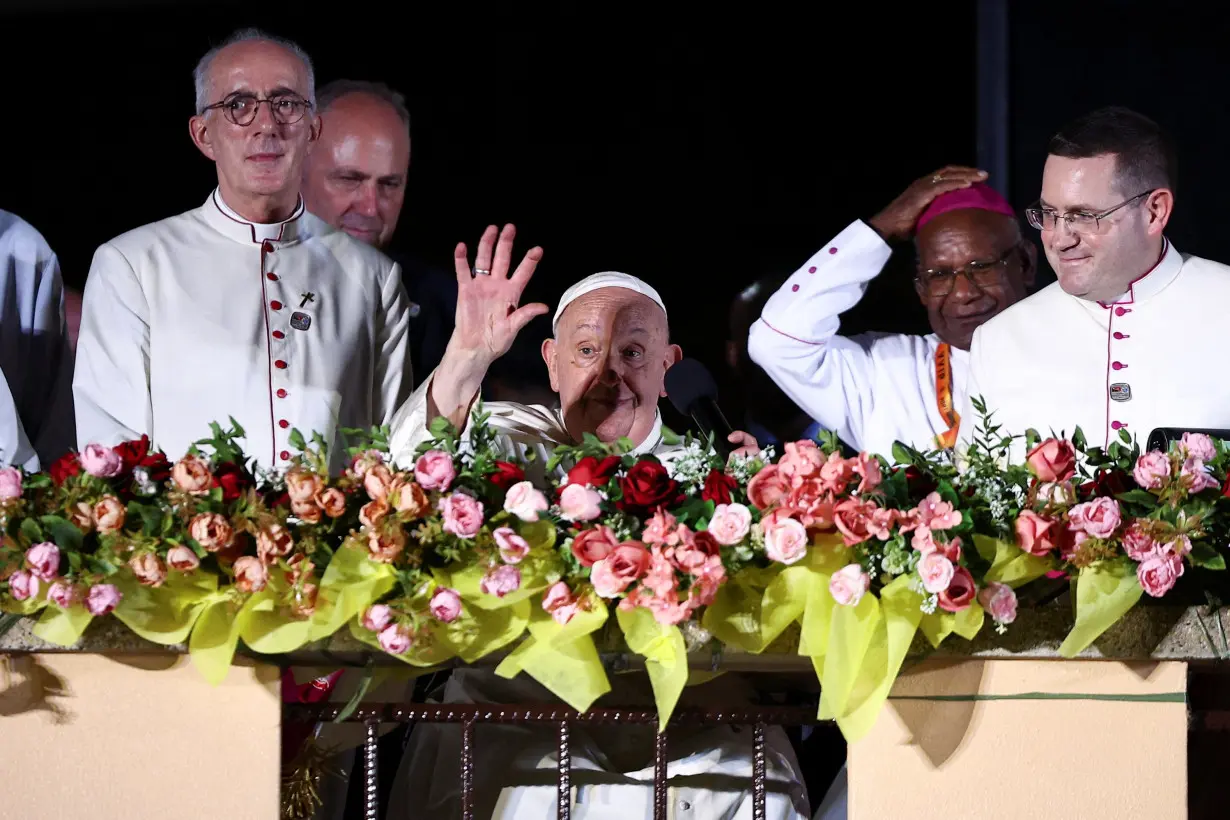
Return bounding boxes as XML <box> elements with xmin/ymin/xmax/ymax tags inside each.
<box><xmin>208</xmin><ymin>188</ymin><xmax>305</xmax><ymax>244</ymax></box>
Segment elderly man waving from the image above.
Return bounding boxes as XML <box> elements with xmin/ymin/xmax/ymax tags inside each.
<box><xmin>387</xmin><ymin>225</ymin><xmax>808</xmax><ymax>820</ymax></box>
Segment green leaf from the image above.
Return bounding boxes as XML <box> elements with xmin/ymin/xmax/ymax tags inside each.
<box><xmin>1071</xmin><ymin>427</ymin><xmax>1087</xmax><ymax>452</ymax></box>
<box><xmin>228</xmin><ymin>416</ymin><xmax>246</xmax><ymax>439</ymax></box>
<box><xmin>38</xmin><ymin>515</ymin><xmax>83</xmax><ymax>552</ymax></box>
<box><xmin>891</xmin><ymin>442</ymin><xmax>913</xmax><ymax>466</ymax></box>
<box><xmin>126</xmin><ymin>501</ymin><xmax>164</xmax><ymax>538</ymax></box>
<box><xmin>288</xmin><ymin>428</ymin><xmax>307</xmax><ymax>452</ymax></box>
<box><xmin>19</xmin><ymin>517</ymin><xmax>43</xmax><ymax>545</ymax></box>
<box><xmin>1114</xmin><ymin>489</ymin><xmax>1159</xmax><ymax>507</ymax></box>
<box><xmin>1119</xmin><ymin>428</ymin><xmax>1132</xmax><ymax>445</ymax></box>
<box><xmin>1190</xmin><ymin>542</ymin><xmax>1227</xmax><ymax>571</ymax></box>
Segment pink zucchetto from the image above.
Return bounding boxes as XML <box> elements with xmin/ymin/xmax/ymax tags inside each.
<box><xmin>916</xmin><ymin>182</ymin><xmax>1017</xmax><ymax>230</ymax></box>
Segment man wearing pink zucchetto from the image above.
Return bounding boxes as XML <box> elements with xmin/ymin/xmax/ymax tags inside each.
<box><xmin>748</xmin><ymin>167</ymin><xmax>1037</xmax><ymax>460</ymax></box>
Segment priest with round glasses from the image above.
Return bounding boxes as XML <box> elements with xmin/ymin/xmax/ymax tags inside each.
<box><xmin>960</xmin><ymin>106</ymin><xmax>1230</xmax><ymax>455</ymax></box>
<box><xmin>74</xmin><ymin>28</ymin><xmax>412</xmax><ymax>470</ymax></box>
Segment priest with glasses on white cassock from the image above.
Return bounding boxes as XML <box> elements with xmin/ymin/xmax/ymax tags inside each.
<box><xmin>386</xmin><ymin>225</ymin><xmax>809</xmax><ymax>820</ymax></box>
<box><xmin>961</xmin><ymin>106</ymin><xmax>1230</xmax><ymax>454</ymax></box>
<box><xmin>74</xmin><ymin>28</ymin><xmax>411</xmax><ymax>469</ymax></box>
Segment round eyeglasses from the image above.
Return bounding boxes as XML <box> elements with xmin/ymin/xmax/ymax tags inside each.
<box><xmin>1024</xmin><ymin>190</ymin><xmax>1155</xmax><ymax>235</ymax></box>
<box><xmin>202</xmin><ymin>93</ymin><xmax>313</xmax><ymax>127</ymax></box>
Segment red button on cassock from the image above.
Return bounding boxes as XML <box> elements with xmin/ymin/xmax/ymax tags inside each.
<box><xmin>1112</xmin><ymin>361</ymin><xmax>1126</xmax><ymax>370</ymax></box>
<box><xmin>280</xmin><ymin>450</ymin><xmax>291</xmax><ymax>461</ymax></box>
<box><xmin>791</xmin><ymin>284</ymin><xmax>800</xmax><ymax>292</ymax></box>
<box><xmin>275</xmin><ymin>360</ymin><xmax>287</xmax><ymax>369</ymax></box>
<box><xmin>1111</xmin><ymin>421</ymin><xmax>1126</xmax><ymax>430</ymax></box>
<box><xmin>1115</xmin><ymin>307</ymin><xmax>1129</xmax><ymax>316</ymax></box>
<box><xmin>279</xmin><ymin>420</ymin><xmax>289</xmax><ymax>429</ymax></box>
<box><xmin>271</xmin><ymin>300</ymin><xmax>283</xmax><ymax>310</ymax></box>
<box><xmin>272</xmin><ymin>330</ymin><xmax>285</xmax><ymax>339</ymax></box>
<box><xmin>1113</xmin><ymin>332</ymin><xmax>1126</xmax><ymax>340</ymax></box>
<box><xmin>828</xmin><ymin>247</ymin><xmax>838</xmax><ymax>255</ymax></box>
<box><xmin>276</xmin><ymin>389</ymin><xmax>287</xmax><ymax>398</ymax></box>
<box><xmin>808</xmin><ymin>266</ymin><xmax>817</xmax><ymax>273</ymax></box>
<box><xmin>267</xmin><ymin>273</ymin><xmax>278</xmax><ymax>281</ymax></box>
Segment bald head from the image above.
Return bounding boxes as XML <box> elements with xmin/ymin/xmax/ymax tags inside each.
<box><xmin>542</xmin><ymin>287</ymin><xmax>680</xmax><ymax>447</ymax></box>
<box><xmin>301</xmin><ymin>87</ymin><xmax>411</xmax><ymax>247</ymax></box>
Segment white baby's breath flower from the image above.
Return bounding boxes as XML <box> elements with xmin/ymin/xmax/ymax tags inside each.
<box><xmin>920</xmin><ymin>594</ymin><xmax>938</xmax><ymax>615</ymax></box>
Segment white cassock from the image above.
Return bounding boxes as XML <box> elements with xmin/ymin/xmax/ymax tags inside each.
<box><xmin>0</xmin><ymin>209</ymin><xmax>75</xmax><ymax>470</ymax></box>
<box><xmin>962</xmin><ymin>241</ymin><xmax>1230</xmax><ymax>454</ymax></box>
<box><xmin>383</xmin><ymin>375</ymin><xmax>810</xmax><ymax>820</ymax></box>
<box><xmin>748</xmin><ymin>220</ymin><xmax>968</xmax><ymax>458</ymax></box>
<box><xmin>74</xmin><ymin>189</ymin><xmax>412</xmax><ymax>472</ymax></box>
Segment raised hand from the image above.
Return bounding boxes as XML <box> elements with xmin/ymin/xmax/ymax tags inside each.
<box><xmin>869</xmin><ymin>166</ymin><xmax>988</xmax><ymax>243</ymax></box>
<box><xmin>428</xmin><ymin>224</ymin><xmax>547</xmax><ymax>426</ymax></box>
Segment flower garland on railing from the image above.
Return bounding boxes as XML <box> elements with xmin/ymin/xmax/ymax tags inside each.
<box><xmin>1</xmin><ymin>401</ymin><xmax>1228</xmax><ymax>742</ymax></box>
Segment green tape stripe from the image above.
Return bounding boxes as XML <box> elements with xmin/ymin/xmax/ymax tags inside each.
<box><xmin>889</xmin><ymin>692</ymin><xmax>1186</xmax><ymax>703</ymax></box>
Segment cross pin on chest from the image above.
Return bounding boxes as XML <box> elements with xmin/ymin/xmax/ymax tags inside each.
<box><xmin>299</xmin><ymin>292</ymin><xmax>315</xmax><ymax>308</ymax></box>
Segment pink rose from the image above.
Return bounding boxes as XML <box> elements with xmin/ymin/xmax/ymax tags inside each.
<box><xmin>189</xmin><ymin>513</ymin><xmax>234</xmax><ymax>552</ymax></box>
<box><xmin>1182</xmin><ymin>432</ymin><xmax>1217</xmax><ymax>463</ymax></box>
<box><xmin>316</xmin><ymin>487</ymin><xmax>349</xmax><ymax>518</ymax></box>
<box><xmin>1025</xmin><ymin>438</ymin><xmax>1077</xmax><ymax>483</ymax></box>
<box><xmin>1069</xmin><ymin>497</ymin><xmax>1122</xmax><ymax>539</ymax></box>
<box><xmin>480</xmin><ymin>564</ymin><xmax>522</xmax><ymax>598</ymax></box>
<box><xmin>542</xmin><ymin>581</ymin><xmax>581</xmax><ymax>625</ymax></box>
<box><xmin>1181</xmin><ymin>457</ymin><xmax>1220</xmax><ymax>493</ymax></box>
<box><xmin>171</xmin><ymin>454</ymin><xmax>212</xmax><ymax>495</ymax></box>
<box><xmin>977</xmin><ymin>582</ymin><xmax>1017</xmax><ymax>625</ymax></box>
<box><xmin>778</xmin><ymin>440</ymin><xmax>824</xmax><ymax>486</ymax></box>
<box><xmin>918</xmin><ymin>551</ymin><xmax>955</xmax><ymax>594</ymax></box>
<box><xmin>48</xmin><ymin>580</ymin><xmax>81</xmax><ymax>609</ymax></box>
<box><xmin>362</xmin><ymin>604</ymin><xmax>392</xmax><ymax>632</ymax></box>
<box><xmin>493</xmin><ymin>527</ymin><xmax>531</xmax><ymax>564</ymax></box>
<box><xmin>130</xmin><ymin>552</ymin><xmax>167</xmax><ymax>587</ymax></box>
<box><xmin>915</xmin><ymin>492</ymin><xmax>962</xmax><ymax>531</ymax></box>
<box><xmin>829</xmin><ymin>563</ymin><xmax>871</xmax><ymax>607</ymax></box>
<box><xmin>440</xmin><ymin>493</ymin><xmax>485</xmax><ymax>539</ymax></box>
<box><xmin>591</xmin><ymin>543</ymin><xmax>651</xmax><ymax>597</ymax></box>
<box><xmin>1015</xmin><ymin>510</ymin><xmax>1062</xmax><ymax>557</ymax></box>
<box><xmin>413</xmin><ymin>450</ymin><xmax>456</xmax><ymax>492</ymax></box>
<box><xmin>367</xmin><ymin>528</ymin><xmax>406</xmax><ymax>563</ymax></box>
<box><xmin>378</xmin><ymin>623</ymin><xmax>412</xmax><ymax>655</ymax></box>
<box><xmin>1122</xmin><ymin>522</ymin><xmax>1160</xmax><ymax>561</ymax></box>
<box><xmin>707</xmin><ymin>503</ymin><xmax>752</xmax><ymax>546</ymax></box>
<box><xmin>25</xmin><ymin>542</ymin><xmax>60</xmax><ymax>581</ymax></box>
<box><xmin>285</xmin><ymin>468</ymin><xmax>323</xmax><ymax>504</ymax></box>
<box><xmin>350</xmin><ymin>449</ymin><xmax>385</xmax><ymax>480</ymax></box>
<box><xmin>0</xmin><ymin>466</ymin><xmax>22</xmax><ymax>499</ymax></box>
<box><xmin>429</xmin><ymin>587</ymin><xmax>463</xmax><ymax>623</ymax></box>
<box><xmin>80</xmin><ymin>443</ymin><xmax>124</xmax><ymax>478</ymax></box>
<box><xmin>1132</xmin><ymin>451</ymin><xmax>1171</xmax><ymax>490</ymax></box>
<box><xmin>503</xmin><ymin>481</ymin><xmax>549</xmax><ymax>522</ymax></box>
<box><xmin>763</xmin><ymin>514</ymin><xmax>808</xmax><ymax>565</ymax></box>
<box><xmin>937</xmin><ymin>566</ymin><xmax>977</xmax><ymax>613</ymax></box>
<box><xmin>641</xmin><ymin>510</ymin><xmax>681</xmax><ymax>546</ymax></box>
<box><xmin>8</xmin><ymin>569</ymin><xmax>38</xmax><ymax>601</ymax></box>
<box><xmin>854</xmin><ymin>453</ymin><xmax>882</xmax><ymax>494</ymax></box>
<box><xmin>359</xmin><ymin>498</ymin><xmax>390</xmax><ymax>528</ymax></box>
<box><xmin>86</xmin><ymin>583</ymin><xmax>122</xmax><ymax>616</ymax></box>
<box><xmin>1167</xmin><ymin>534</ymin><xmax>1192</xmax><ymax>557</ymax></box>
<box><xmin>1137</xmin><ymin>550</ymin><xmax>1184</xmax><ymax>598</ymax></box>
<box><xmin>570</xmin><ymin>525</ymin><xmax>619</xmax><ymax>567</ymax></box>
<box><xmin>233</xmin><ymin>556</ymin><xmax>268</xmax><ymax>593</ymax></box>
<box><xmin>166</xmin><ymin>545</ymin><xmax>200</xmax><ymax>572</ymax></box>
<box><xmin>746</xmin><ymin>464</ymin><xmax>790</xmax><ymax>510</ymax></box>
<box><xmin>558</xmin><ymin>483</ymin><xmax>603</xmax><ymax>522</ymax></box>
<box><xmin>834</xmin><ymin>498</ymin><xmax>876</xmax><ymax>546</ymax></box>
<box><xmin>785</xmin><ymin>480</ymin><xmax>837</xmax><ymax>530</ymax></box>
<box><xmin>93</xmin><ymin>495</ymin><xmax>126</xmax><ymax>534</ymax></box>
<box><xmin>257</xmin><ymin>524</ymin><xmax>295</xmax><ymax>565</ymax></box>
<box><xmin>363</xmin><ymin>464</ymin><xmax>394</xmax><ymax>502</ymax></box>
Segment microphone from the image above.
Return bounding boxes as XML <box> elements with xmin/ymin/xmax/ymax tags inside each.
<box><xmin>664</xmin><ymin>358</ymin><xmax>735</xmax><ymax>460</ymax></box>
<box><xmin>1147</xmin><ymin>427</ymin><xmax>1230</xmax><ymax>452</ymax></box>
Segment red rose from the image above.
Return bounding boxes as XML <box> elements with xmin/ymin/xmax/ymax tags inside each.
<box><xmin>49</xmin><ymin>452</ymin><xmax>82</xmax><ymax>486</ymax></box>
<box><xmin>113</xmin><ymin>435</ymin><xmax>172</xmax><ymax>482</ymax></box>
<box><xmin>616</xmin><ymin>460</ymin><xmax>684</xmax><ymax>516</ymax></box>
<box><xmin>266</xmin><ymin>490</ymin><xmax>291</xmax><ymax>510</ymax></box>
<box><xmin>1079</xmin><ymin>468</ymin><xmax>1132</xmax><ymax>501</ymax></box>
<box><xmin>692</xmin><ymin>529</ymin><xmax>722</xmax><ymax>557</ymax></box>
<box><xmin>213</xmin><ymin>462</ymin><xmax>253</xmax><ymax>503</ymax></box>
<box><xmin>564</xmin><ymin>456</ymin><xmax>622</xmax><ymax>493</ymax></box>
<box><xmin>901</xmin><ymin>465</ymin><xmax>938</xmax><ymax>498</ymax></box>
<box><xmin>701</xmin><ymin>470</ymin><xmax>738</xmax><ymax>505</ymax></box>
<box><xmin>490</xmin><ymin>461</ymin><xmax>526</xmax><ymax>491</ymax></box>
